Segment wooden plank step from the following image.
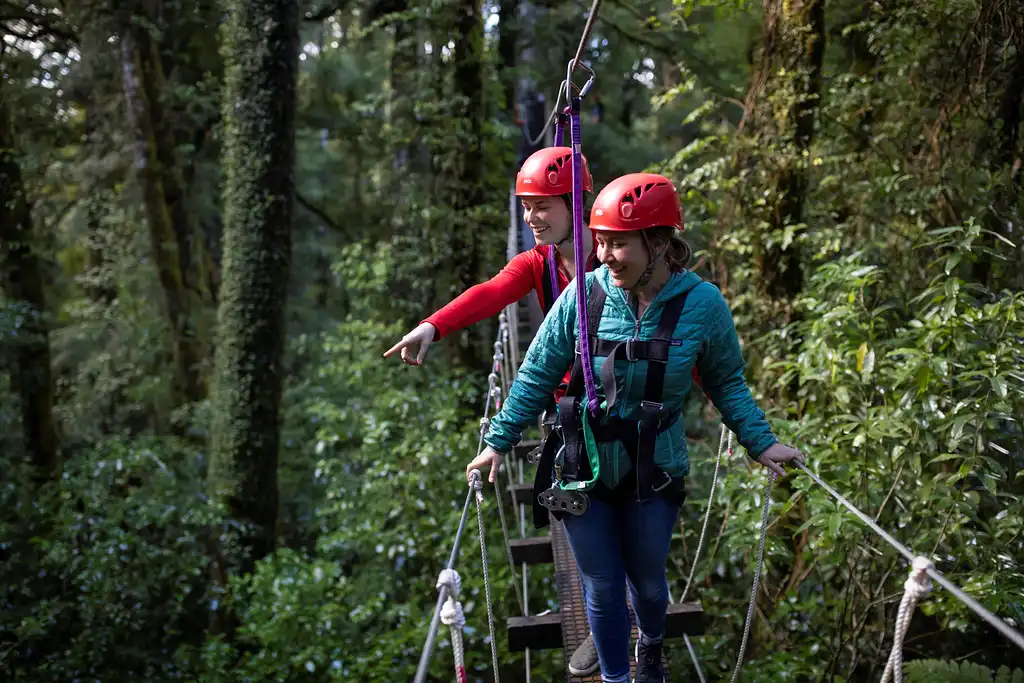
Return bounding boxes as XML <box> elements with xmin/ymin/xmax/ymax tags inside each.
<box><xmin>507</xmin><ymin>613</ymin><xmax>563</xmax><ymax>651</ymax></box>
<box><xmin>506</xmin><ymin>601</ymin><xmax>705</xmax><ymax>653</ymax></box>
<box><xmin>509</xmin><ymin>536</ymin><xmax>553</xmax><ymax>565</ymax></box>
<box><xmin>508</xmin><ymin>481</ymin><xmax>534</xmax><ymax>505</ymax></box>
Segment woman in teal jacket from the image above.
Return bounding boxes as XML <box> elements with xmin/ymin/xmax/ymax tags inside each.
<box><xmin>467</xmin><ymin>173</ymin><xmax>804</xmax><ymax>683</ymax></box>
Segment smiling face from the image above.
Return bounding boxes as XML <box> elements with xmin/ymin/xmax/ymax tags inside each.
<box><xmin>595</xmin><ymin>229</ymin><xmax>650</xmax><ymax>288</ymax></box>
<box><xmin>522</xmin><ymin>196</ymin><xmax>571</xmax><ymax>246</ymax></box>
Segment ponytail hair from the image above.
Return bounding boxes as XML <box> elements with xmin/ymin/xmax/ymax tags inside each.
<box><xmin>643</xmin><ymin>226</ymin><xmax>692</xmax><ymax>272</ymax></box>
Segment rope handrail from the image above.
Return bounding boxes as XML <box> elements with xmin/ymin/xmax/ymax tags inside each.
<box><xmin>794</xmin><ymin>461</ymin><xmax>1024</xmax><ymax>654</ymax></box>
<box><xmin>413</xmin><ymin>306</ymin><xmax>520</xmax><ymax>683</ymax></box>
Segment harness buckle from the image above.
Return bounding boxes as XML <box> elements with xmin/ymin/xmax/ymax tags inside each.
<box><xmin>640</xmin><ymin>400</ymin><xmax>664</xmax><ymax>428</ymax></box>
<box><xmin>625</xmin><ymin>338</ymin><xmax>638</xmax><ymax>362</ymax></box>
<box><xmin>652</xmin><ymin>471</ymin><xmax>673</xmax><ymax>493</ymax></box>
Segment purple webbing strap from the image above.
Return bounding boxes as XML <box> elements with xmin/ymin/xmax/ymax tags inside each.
<box><xmin>552</xmin><ymin>107</ymin><xmax>569</xmax><ymax>147</ymax></box>
<box><xmin>547</xmin><ymin>245</ymin><xmax>560</xmax><ymax>298</ymax></box>
<box><xmin>570</xmin><ymin>98</ymin><xmax>599</xmax><ymax>414</ymax></box>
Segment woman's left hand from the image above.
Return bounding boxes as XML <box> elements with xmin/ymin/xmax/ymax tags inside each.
<box><xmin>757</xmin><ymin>442</ymin><xmax>805</xmax><ymax>478</ymax></box>
<box><xmin>466</xmin><ymin>446</ymin><xmax>505</xmax><ymax>484</ymax></box>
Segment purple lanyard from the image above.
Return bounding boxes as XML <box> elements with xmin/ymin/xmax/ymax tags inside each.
<box><xmin>568</xmin><ymin>87</ymin><xmax>599</xmax><ymax>414</ymax></box>
<box><xmin>547</xmin><ymin>246</ymin><xmax>561</xmax><ymax>300</ymax></box>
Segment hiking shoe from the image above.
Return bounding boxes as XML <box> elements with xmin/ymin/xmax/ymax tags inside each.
<box><xmin>568</xmin><ymin>632</ymin><xmax>599</xmax><ymax>677</ymax></box>
<box><xmin>633</xmin><ymin>635</ymin><xmax>666</xmax><ymax>683</ymax></box>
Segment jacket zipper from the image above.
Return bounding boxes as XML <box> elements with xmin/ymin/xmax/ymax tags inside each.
<box><xmin>612</xmin><ymin>283</ymin><xmax>673</xmax><ymax>484</ymax></box>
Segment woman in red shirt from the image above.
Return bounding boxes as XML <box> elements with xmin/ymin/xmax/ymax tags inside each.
<box><xmin>384</xmin><ymin>146</ymin><xmax>597</xmax><ymax>366</ymax></box>
<box><xmin>384</xmin><ymin>146</ymin><xmax>605</xmax><ymax>677</ymax></box>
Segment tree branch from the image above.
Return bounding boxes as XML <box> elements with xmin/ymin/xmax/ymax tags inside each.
<box><xmin>296</xmin><ymin>190</ymin><xmax>343</xmax><ymax>234</ymax></box>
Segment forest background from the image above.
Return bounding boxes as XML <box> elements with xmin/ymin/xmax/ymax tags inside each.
<box><xmin>1</xmin><ymin>0</ymin><xmax>1023</xmax><ymax>680</ymax></box>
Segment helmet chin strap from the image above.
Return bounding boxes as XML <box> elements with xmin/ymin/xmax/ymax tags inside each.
<box><xmin>631</xmin><ymin>235</ymin><xmax>668</xmax><ymax>290</ymax></box>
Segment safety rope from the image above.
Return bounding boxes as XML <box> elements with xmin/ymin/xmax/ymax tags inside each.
<box><xmin>680</xmin><ymin>426</ymin><xmax>731</xmax><ymax>605</ymax></box>
<box><xmin>678</xmin><ymin>426</ymin><xmax>730</xmax><ymax>683</ymax></box>
<box><xmin>879</xmin><ymin>557</ymin><xmax>934</xmax><ymax>683</ymax></box>
<box><xmin>489</xmin><ymin>319</ymin><xmax>525</xmax><ymax>616</ymax></box>
<box><xmin>522</xmin><ymin>0</ymin><xmax>602</xmax><ymax>147</ymax></box>
<box><xmin>413</xmin><ymin>480</ymin><xmax>483</xmax><ymax>683</ymax></box>
<box><xmin>437</xmin><ymin>568</ymin><xmax>469</xmax><ymax>683</ymax></box>
<box><xmin>414</xmin><ymin>309</ymin><xmax>522</xmax><ymax>683</ymax></box>
<box><xmin>471</xmin><ymin>469</ymin><xmax>502</xmax><ymax>683</ymax></box>
<box><xmin>794</xmin><ymin>461</ymin><xmax>1024</xmax><ymax>654</ymax></box>
<box><xmin>730</xmin><ymin>472</ymin><xmax>774</xmax><ymax>683</ymax></box>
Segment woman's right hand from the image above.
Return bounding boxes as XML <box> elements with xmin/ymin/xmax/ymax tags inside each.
<box><xmin>383</xmin><ymin>322</ymin><xmax>437</xmax><ymax>366</ymax></box>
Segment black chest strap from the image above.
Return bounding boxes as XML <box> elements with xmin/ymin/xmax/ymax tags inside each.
<box><xmin>561</xmin><ymin>284</ymin><xmax>693</xmax><ymax>496</ymax></box>
<box><xmin>540</xmin><ymin>248</ymin><xmax>598</xmax><ymax>316</ymax></box>
<box><xmin>541</xmin><ymin>250</ymin><xmax>556</xmax><ymax>316</ymax></box>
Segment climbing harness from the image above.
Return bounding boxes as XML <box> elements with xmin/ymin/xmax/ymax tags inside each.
<box><xmin>531</xmin><ymin>280</ymin><xmax>694</xmax><ymax>527</ymax></box>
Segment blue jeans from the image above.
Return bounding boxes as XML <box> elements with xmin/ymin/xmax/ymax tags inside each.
<box><xmin>562</xmin><ymin>491</ymin><xmax>681</xmax><ymax>682</ymax></box>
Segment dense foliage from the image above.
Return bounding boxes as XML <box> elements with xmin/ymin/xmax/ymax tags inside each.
<box><xmin>1</xmin><ymin>0</ymin><xmax>1022</xmax><ymax>681</ymax></box>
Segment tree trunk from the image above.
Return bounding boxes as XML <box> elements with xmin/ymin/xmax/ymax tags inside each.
<box><xmin>498</xmin><ymin>0</ymin><xmax>519</xmax><ymax>117</ymax></box>
<box><xmin>207</xmin><ymin>0</ymin><xmax>298</xmax><ymax>590</ymax></box>
<box><xmin>742</xmin><ymin>0</ymin><xmax>825</xmax><ymax>304</ymax></box>
<box><xmin>136</xmin><ymin>28</ymin><xmax>211</xmax><ymax>314</ymax></box>
<box><xmin>973</xmin><ymin>31</ymin><xmax>1023</xmax><ymax>289</ymax></box>
<box><xmin>449</xmin><ymin>0</ymin><xmax>486</xmax><ymax>370</ymax></box>
<box><xmin>0</xmin><ymin>95</ymin><xmax>59</xmax><ymax>479</ymax></box>
<box><xmin>120</xmin><ymin>25</ymin><xmax>206</xmax><ymax>406</ymax></box>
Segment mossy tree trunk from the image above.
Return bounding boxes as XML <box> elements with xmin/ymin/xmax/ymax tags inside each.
<box><xmin>207</xmin><ymin>0</ymin><xmax>299</xmax><ymax>589</ymax></box>
<box><xmin>119</xmin><ymin>21</ymin><xmax>206</xmax><ymax>407</ymax></box>
<box><xmin>0</xmin><ymin>92</ymin><xmax>59</xmax><ymax>479</ymax></box>
<box><xmin>741</xmin><ymin>0</ymin><xmax>825</xmax><ymax>305</ymax></box>
<box><xmin>449</xmin><ymin>0</ymin><xmax>486</xmax><ymax>370</ymax></box>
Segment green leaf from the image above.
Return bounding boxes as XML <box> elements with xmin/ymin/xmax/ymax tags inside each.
<box><xmin>990</xmin><ymin>375</ymin><xmax>1007</xmax><ymax>398</ymax></box>
<box><xmin>828</xmin><ymin>513</ymin><xmax>843</xmax><ymax>536</ymax></box>
<box><xmin>949</xmin><ymin>416</ymin><xmax>970</xmax><ymax>442</ymax></box>
<box><xmin>944</xmin><ymin>252</ymin><xmax>962</xmax><ymax>274</ymax></box>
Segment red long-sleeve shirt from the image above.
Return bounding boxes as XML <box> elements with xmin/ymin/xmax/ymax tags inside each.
<box><xmin>425</xmin><ymin>245</ymin><xmax>576</xmax><ymax>340</ymax></box>
<box><xmin>422</xmin><ymin>244</ymin><xmax>702</xmax><ymax>396</ymax></box>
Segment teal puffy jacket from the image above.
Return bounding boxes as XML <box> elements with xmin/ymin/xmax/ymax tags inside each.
<box><xmin>484</xmin><ymin>266</ymin><xmax>778</xmax><ymax>489</ymax></box>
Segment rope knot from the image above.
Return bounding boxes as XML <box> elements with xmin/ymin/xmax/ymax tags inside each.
<box><xmin>440</xmin><ymin>595</ymin><xmax>467</xmax><ymax>630</ymax></box>
<box><xmin>436</xmin><ymin>567</ymin><xmax>462</xmax><ymax>597</ymax></box>
<box><xmin>468</xmin><ymin>469</ymin><xmax>483</xmax><ymax>494</ymax></box>
<box><xmin>479</xmin><ymin>417</ymin><xmax>490</xmax><ymax>434</ymax></box>
<box><xmin>904</xmin><ymin>556</ymin><xmax>934</xmax><ymax>600</ymax></box>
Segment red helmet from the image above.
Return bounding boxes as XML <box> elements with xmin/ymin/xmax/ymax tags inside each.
<box><xmin>589</xmin><ymin>173</ymin><xmax>683</xmax><ymax>232</ymax></box>
<box><xmin>515</xmin><ymin>147</ymin><xmax>594</xmax><ymax>196</ymax></box>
